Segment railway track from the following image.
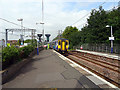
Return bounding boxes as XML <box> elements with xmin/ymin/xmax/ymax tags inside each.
<box><xmin>62</xmin><ymin>51</ymin><xmax>120</xmax><ymax>88</ymax></box>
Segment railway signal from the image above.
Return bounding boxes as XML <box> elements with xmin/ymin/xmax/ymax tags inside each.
<box><xmin>45</xmin><ymin>34</ymin><xmax>51</xmax><ymax>42</ymax></box>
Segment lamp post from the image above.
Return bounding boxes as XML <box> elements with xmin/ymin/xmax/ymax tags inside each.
<box><xmin>17</xmin><ymin>18</ymin><xmax>23</xmax><ymax>34</ymax></box>
<box><xmin>37</xmin><ymin>37</ymin><xmax>39</xmax><ymax>55</ymax></box>
<box><xmin>36</xmin><ymin>0</ymin><xmax>44</xmax><ymax>47</ymax></box>
<box><xmin>40</xmin><ymin>22</ymin><xmax>45</xmax><ymax>46</ymax></box>
<box><xmin>36</xmin><ymin>22</ymin><xmax>44</xmax><ymax>46</ymax></box>
<box><xmin>106</xmin><ymin>25</ymin><xmax>114</xmax><ymax>53</ymax></box>
<box><xmin>17</xmin><ymin>18</ymin><xmax>24</xmax><ymax>45</ymax></box>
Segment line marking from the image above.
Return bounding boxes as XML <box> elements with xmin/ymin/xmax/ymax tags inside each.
<box><xmin>53</xmin><ymin>50</ymin><xmax>119</xmax><ymax>88</ymax></box>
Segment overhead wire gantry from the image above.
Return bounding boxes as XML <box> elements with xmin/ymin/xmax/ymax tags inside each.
<box><xmin>5</xmin><ymin>28</ymin><xmax>36</xmax><ymax>46</ymax></box>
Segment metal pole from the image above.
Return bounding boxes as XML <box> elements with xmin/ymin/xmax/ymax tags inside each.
<box><xmin>21</xmin><ymin>20</ymin><xmax>23</xmax><ymax>35</ymax></box>
<box><xmin>111</xmin><ymin>26</ymin><xmax>113</xmax><ymax>53</ymax></box>
<box><xmin>37</xmin><ymin>40</ymin><xmax>39</xmax><ymax>55</ymax></box>
<box><xmin>21</xmin><ymin>21</ymin><xmax>23</xmax><ymax>45</ymax></box>
<box><xmin>5</xmin><ymin>29</ymin><xmax>8</xmax><ymax>46</ymax></box>
<box><xmin>60</xmin><ymin>30</ymin><xmax>62</xmax><ymax>38</ymax></box>
<box><xmin>42</xmin><ymin>0</ymin><xmax>44</xmax><ymax>46</ymax></box>
<box><xmin>111</xmin><ymin>26</ymin><xmax>113</xmax><ymax>37</ymax></box>
<box><xmin>42</xmin><ymin>0</ymin><xmax>44</xmax><ymax>22</ymax></box>
<box><xmin>31</xmin><ymin>30</ymin><xmax>34</xmax><ymax>44</ymax></box>
<box><xmin>58</xmin><ymin>30</ymin><xmax>60</xmax><ymax>39</ymax></box>
<box><xmin>42</xmin><ymin>25</ymin><xmax>44</xmax><ymax>45</ymax></box>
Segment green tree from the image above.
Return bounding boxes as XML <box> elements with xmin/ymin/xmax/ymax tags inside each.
<box><xmin>107</xmin><ymin>8</ymin><xmax>120</xmax><ymax>44</ymax></box>
<box><xmin>86</xmin><ymin>6</ymin><xmax>109</xmax><ymax>44</ymax></box>
<box><xmin>62</xmin><ymin>26</ymin><xmax>78</xmax><ymax>39</ymax></box>
<box><xmin>53</xmin><ymin>6</ymin><xmax>120</xmax><ymax>48</ymax></box>
<box><xmin>68</xmin><ymin>31</ymin><xmax>82</xmax><ymax>48</ymax></box>
<box><xmin>80</xmin><ymin>6</ymin><xmax>120</xmax><ymax>45</ymax></box>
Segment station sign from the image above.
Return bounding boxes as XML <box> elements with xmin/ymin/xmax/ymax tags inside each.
<box><xmin>109</xmin><ymin>37</ymin><xmax>114</xmax><ymax>40</ymax></box>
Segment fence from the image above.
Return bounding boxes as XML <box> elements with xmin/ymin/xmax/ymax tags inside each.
<box><xmin>74</xmin><ymin>43</ymin><xmax>120</xmax><ymax>54</ymax></box>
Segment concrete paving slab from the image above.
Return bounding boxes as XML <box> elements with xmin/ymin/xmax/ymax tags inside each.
<box><xmin>36</xmin><ymin>79</ymin><xmax>83</xmax><ymax>88</ymax></box>
<box><xmin>75</xmin><ymin>67</ymin><xmax>91</xmax><ymax>76</ymax></box>
<box><xmin>35</xmin><ymin>72</ymin><xmax>64</xmax><ymax>83</ymax></box>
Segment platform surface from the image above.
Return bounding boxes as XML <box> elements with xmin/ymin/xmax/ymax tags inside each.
<box><xmin>3</xmin><ymin>50</ymin><xmax>100</xmax><ymax>88</ymax></box>
<box><xmin>76</xmin><ymin>49</ymin><xmax>119</xmax><ymax>60</ymax></box>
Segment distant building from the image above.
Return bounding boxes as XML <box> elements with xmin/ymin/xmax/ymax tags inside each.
<box><xmin>7</xmin><ymin>40</ymin><xmax>18</xmax><ymax>45</ymax></box>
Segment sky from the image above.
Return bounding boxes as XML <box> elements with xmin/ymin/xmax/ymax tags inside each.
<box><xmin>0</xmin><ymin>0</ymin><xmax>119</xmax><ymax>41</ymax></box>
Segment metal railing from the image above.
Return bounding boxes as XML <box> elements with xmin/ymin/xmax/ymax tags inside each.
<box><xmin>74</xmin><ymin>43</ymin><xmax>120</xmax><ymax>54</ymax></box>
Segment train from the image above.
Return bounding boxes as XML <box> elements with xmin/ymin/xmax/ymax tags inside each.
<box><xmin>50</xmin><ymin>38</ymin><xmax>69</xmax><ymax>53</ymax></box>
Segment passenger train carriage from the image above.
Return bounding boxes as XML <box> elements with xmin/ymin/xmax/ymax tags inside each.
<box><xmin>52</xmin><ymin>38</ymin><xmax>69</xmax><ymax>53</ymax></box>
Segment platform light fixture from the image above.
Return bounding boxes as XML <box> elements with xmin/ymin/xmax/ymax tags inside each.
<box><xmin>106</xmin><ymin>25</ymin><xmax>114</xmax><ymax>53</ymax></box>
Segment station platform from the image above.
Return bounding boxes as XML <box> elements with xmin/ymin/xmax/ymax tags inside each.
<box><xmin>3</xmin><ymin>49</ymin><xmax>102</xmax><ymax>88</ymax></box>
<box><xmin>76</xmin><ymin>49</ymin><xmax>119</xmax><ymax>60</ymax></box>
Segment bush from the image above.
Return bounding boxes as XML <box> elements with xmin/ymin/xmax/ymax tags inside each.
<box><xmin>2</xmin><ymin>45</ymin><xmax>35</xmax><ymax>70</ymax></box>
<box><xmin>19</xmin><ymin>45</ymin><xmax>34</xmax><ymax>58</ymax></box>
<box><xmin>2</xmin><ymin>46</ymin><xmax>19</xmax><ymax>69</ymax></box>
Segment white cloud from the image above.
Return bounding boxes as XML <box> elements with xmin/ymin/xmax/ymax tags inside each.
<box><xmin>0</xmin><ymin>0</ymin><xmax>90</xmax><ymax>40</ymax></box>
<box><xmin>0</xmin><ymin>0</ymin><xmax>118</xmax><ymax>40</ymax></box>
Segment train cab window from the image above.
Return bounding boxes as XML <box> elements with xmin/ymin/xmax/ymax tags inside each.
<box><xmin>58</xmin><ymin>41</ymin><xmax>60</xmax><ymax>45</ymax></box>
<box><xmin>65</xmin><ymin>41</ymin><xmax>68</xmax><ymax>45</ymax></box>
